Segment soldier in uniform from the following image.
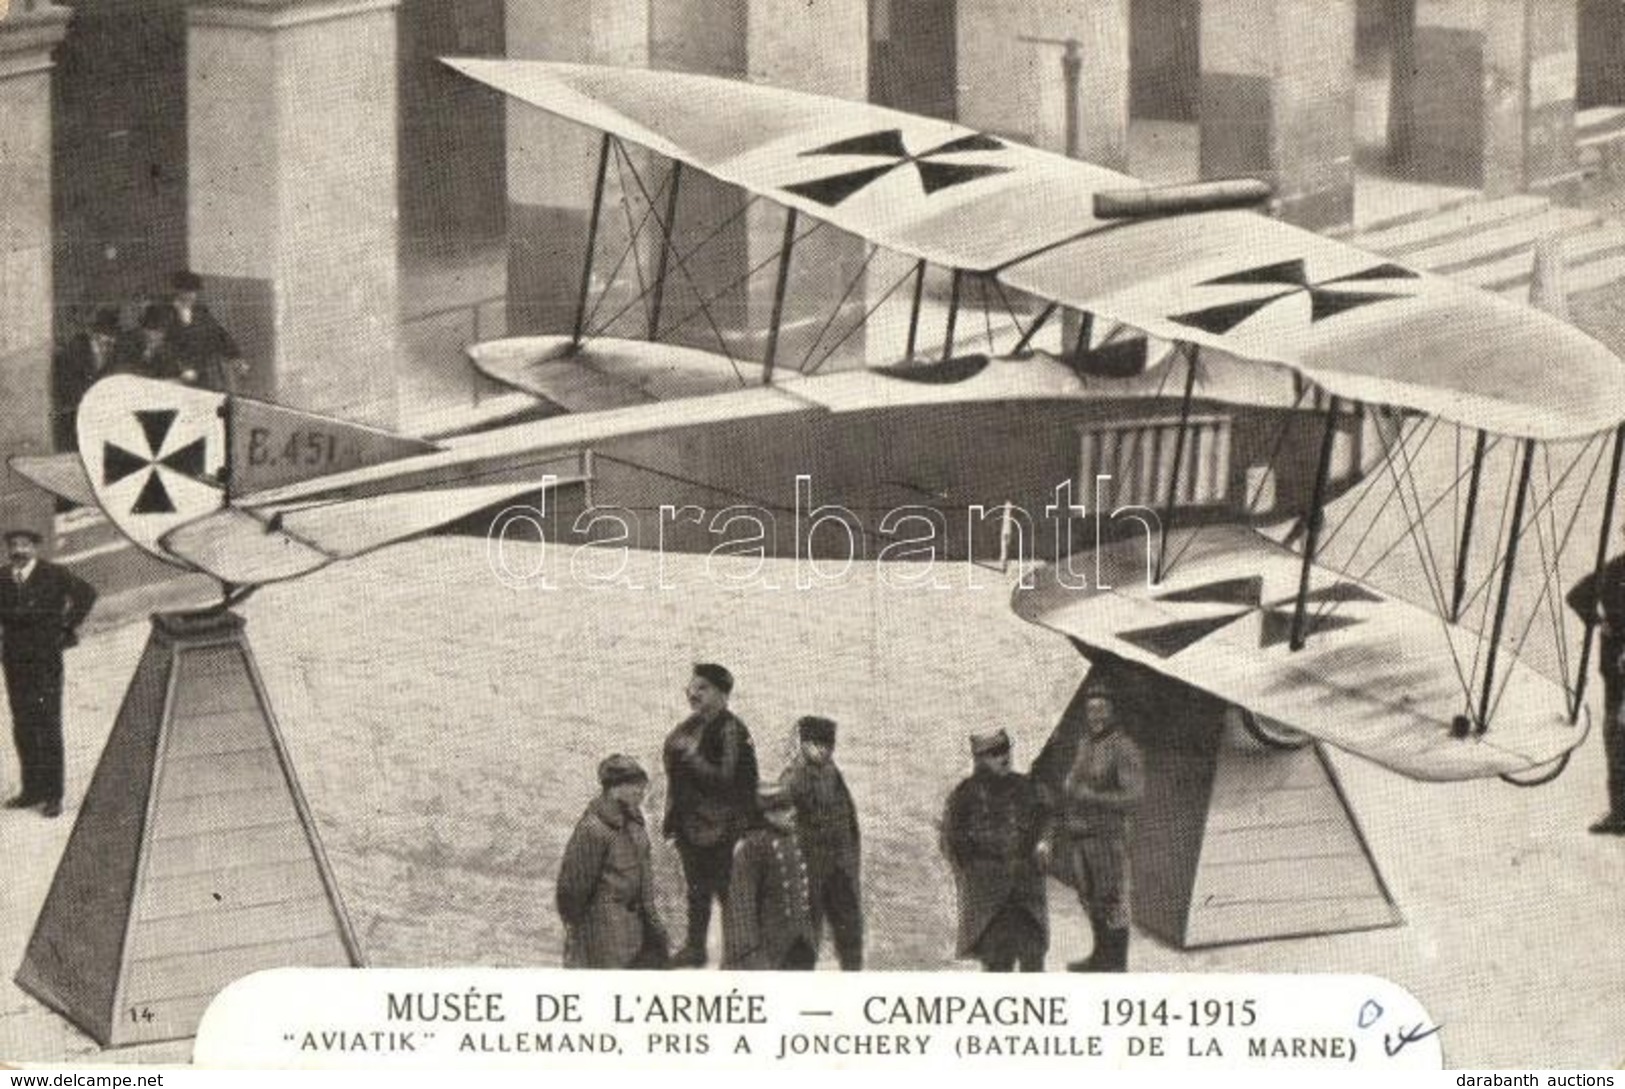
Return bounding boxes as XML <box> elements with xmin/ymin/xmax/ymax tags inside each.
<box><xmin>723</xmin><ymin>782</ymin><xmax>817</xmax><ymax>970</ymax></box>
<box><xmin>1059</xmin><ymin>683</ymin><xmax>1145</xmax><ymax>971</ymax></box>
<box><xmin>779</xmin><ymin>715</ymin><xmax>863</xmax><ymax>970</ymax></box>
<box><xmin>663</xmin><ymin>663</ymin><xmax>759</xmax><ymax>967</ymax></box>
<box><xmin>1569</xmin><ymin>542</ymin><xmax>1625</xmax><ymax>835</ymax></box>
<box><xmin>165</xmin><ymin>270</ymin><xmax>246</xmax><ymax>392</ymax></box>
<box><xmin>942</xmin><ymin>728</ymin><xmax>1050</xmax><ymax>972</ymax></box>
<box><xmin>1</xmin><ymin>529</ymin><xmax>97</xmax><ymax>818</ymax></box>
<box><xmin>555</xmin><ymin>754</ymin><xmax>670</xmax><ymax>969</ymax></box>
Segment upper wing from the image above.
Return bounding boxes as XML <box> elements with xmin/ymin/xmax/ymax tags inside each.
<box><xmin>447</xmin><ymin>59</ymin><xmax>1625</xmax><ymax>442</ymax></box>
<box><xmin>1012</xmin><ymin>525</ymin><xmax>1585</xmax><ymax>782</ymax></box>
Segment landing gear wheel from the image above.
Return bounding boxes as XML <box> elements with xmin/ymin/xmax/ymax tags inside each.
<box><xmin>1499</xmin><ymin>751</ymin><xmax>1570</xmax><ymax>788</ymax></box>
<box><xmin>1238</xmin><ymin>708</ymin><xmax>1312</xmax><ymax>750</ymax></box>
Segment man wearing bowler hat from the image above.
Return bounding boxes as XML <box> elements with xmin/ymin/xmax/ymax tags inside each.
<box><xmin>0</xmin><ymin>529</ymin><xmax>97</xmax><ymax>818</ymax></box>
<box><xmin>780</xmin><ymin>715</ymin><xmax>863</xmax><ymax>969</ymax></box>
<box><xmin>942</xmin><ymin>728</ymin><xmax>1050</xmax><ymax>972</ymax></box>
<box><xmin>723</xmin><ymin>782</ymin><xmax>817</xmax><ymax>970</ymax></box>
<box><xmin>115</xmin><ymin>303</ymin><xmax>182</xmax><ymax>382</ymax></box>
<box><xmin>663</xmin><ymin>663</ymin><xmax>758</xmax><ymax>967</ymax></box>
<box><xmin>165</xmin><ymin>270</ymin><xmax>246</xmax><ymax>393</ymax></box>
<box><xmin>54</xmin><ymin>308</ymin><xmax>121</xmax><ymax>451</ymax></box>
<box><xmin>556</xmin><ymin>754</ymin><xmax>670</xmax><ymax>969</ymax></box>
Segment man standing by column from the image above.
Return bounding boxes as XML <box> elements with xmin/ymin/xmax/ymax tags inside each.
<box><xmin>1060</xmin><ymin>682</ymin><xmax>1145</xmax><ymax>971</ymax></box>
<box><xmin>663</xmin><ymin>663</ymin><xmax>758</xmax><ymax>967</ymax></box>
<box><xmin>723</xmin><ymin>782</ymin><xmax>817</xmax><ymax>970</ymax></box>
<box><xmin>165</xmin><ymin>270</ymin><xmax>246</xmax><ymax>393</ymax></box>
<box><xmin>1</xmin><ymin>530</ymin><xmax>98</xmax><ymax>818</ymax></box>
<box><xmin>780</xmin><ymin>715</ymin><xmax>863</xmax><ymax>970</ymax></box>
<box><xmin>1569</xmin><ymin>539</ymin><xmax>1625</xmax><ymax>835</ymax></box>
<box><xmin>942</xmin><ymin>728</ymin><xmax>1050</xmax><ymax>972</ymax></box>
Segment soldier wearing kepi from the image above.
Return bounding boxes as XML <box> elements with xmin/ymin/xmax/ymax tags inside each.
<box><xmin>723</xmin><ymin>782</ymin><xmax>817</xmax><ymax>970</ymax></box>
<box><xmin>1</xmin><ymin>529</ymin><xmax>98</xmax><ymax>818</ymax></box>
<box><xmin>1059</xmin><ymin>682</ymin><xmax>1145</xmax><ymax>971</ymax></box>
<box><xmin>942</xmin><ymin>728</ymin><xmax>1050</xmax><ymax>972</ymax></box>
<box><xmin>779</xmin><ymin>715</ymin><xmax>863</xmax><ymax>970</ymax></box>
<box><xmin>663</xmin><ymin>663</ymin><xmax>759</xmax><ymax>967</ymax></box>
<box><xmin>555</xmin><ymin>754</ymin><xmax>670</xmax><ymax>969</ymax></box>
<box><xmin>1568</xmin><ymin>537</ymin><xmax>1625</xmax><ymax>835</ymax></box>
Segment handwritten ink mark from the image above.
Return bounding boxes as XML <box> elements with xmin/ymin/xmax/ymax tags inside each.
<box><xmin>1384</xmin><ymin>1022</ymin><xmax>1442</xmax><ymax>1057</ymax></box>
<box><xmin>1357</xmin><ymin>999</ymin><xmax>1383</xmax><ymax>1029</ymax></box>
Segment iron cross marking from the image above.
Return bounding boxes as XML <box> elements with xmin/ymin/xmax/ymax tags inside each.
<box><xmin>102</xmin><ymin>409</ymin><xmax>211</xmax><ymax>515</ymax></box>
<box><xmin>1118</xmin><ymin>575</ymin><xmax>1382</xmax><ymax>658</ymax></box>
<box><xmin>782</xmin><ymin>129</ymin><xmax>1012</xmax><ymax>207</ymax></box>
<box><xmin>1168</xmin><ymin>259</ymin><xmax>1420</xmax><ymax>336</ymax></box>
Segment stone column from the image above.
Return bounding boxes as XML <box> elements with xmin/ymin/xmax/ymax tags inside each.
<box><xmin>1406</xmin><ymin>0</ymin><xmax>1579</xmax><ymax>196</ymax></box>
<box><xmin>504</xmin><ymin>0</ymin><xmax>647</xmax><ymax>337</ymax></box>
<box><xmin>187</xmin><ymin>0</ymin><xmax>400</xmax><ymax>425</ymax></box>
<box><xmin>0</xmin><ymin>3</ymin><xmax>70</xmax><ymax>538</ymax></box>
<box><xmin>1198</xmin><ymin>0</ymin><xmax>1357</xmax><ymax>230</ymax></box>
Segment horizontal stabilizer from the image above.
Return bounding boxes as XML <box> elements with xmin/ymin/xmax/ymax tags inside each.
<box><xmin>8</xmin><ymin>453</ymin><xmax>96</xmax><ymax>507</ymax></box>
<box><xmin>162</xmin><ymin>478</ymin><xmax>586</xmax><ymax>585</ymax></box>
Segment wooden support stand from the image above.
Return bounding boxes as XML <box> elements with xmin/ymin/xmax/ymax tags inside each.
<box><xmin>15</xmin><ymin>609</ymin><xmax>362</xmax><ymax>1048</ymax></box>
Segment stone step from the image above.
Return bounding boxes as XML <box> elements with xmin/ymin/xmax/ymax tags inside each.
<box><xmin>1351</xmin><ymin>194</ymin><xmax>1552</xmax><ymax>258</ymax></box>
<box><xmin>1404</xmin><ymin>205</ymin><xmax>1604</xmax><ymax>276</ymax></box>
<box><xmin>1456</xmin><ymin>225</ymin><xmax>1625</xmax><ymax>294</ymax></box>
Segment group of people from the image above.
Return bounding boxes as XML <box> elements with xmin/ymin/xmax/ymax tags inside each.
<box><xmin>54</xmin><ymin>270</ymin><xmax>245</xmax><ymax>449</ymax></box>
<box><xmin>554</xmin><ymin>660</ymin><xmax>1147</xmax><ymax>974</ymax></box>
<box><xmin>556</xmin><ymin>664</ymin><xmax>863</xmax><ymax>972</ymax></box>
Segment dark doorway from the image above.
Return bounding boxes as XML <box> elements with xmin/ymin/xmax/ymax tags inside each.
<box><xmin>1129</xmin><ymin>0</ymin><xmax>1198</xmax><ymax>122</ymax></box>
<box><xmin>52</xmin><ymin>0</ymin><xmax>189</xmax><ymax>330</ymax></box>
<box><xmin>1579</xmin><ymin>0</ymin><xmax>1625</xmax><ymax>108</ymax></box>
<box><xmin>869</xmin><ymin>0</ymin><xmax>958</xmax><ymax>121</ymax></box>
<box><xmin>398</xmin><ymin>0</ymin><xmax>506</xmax><ymax>247</ymax></box>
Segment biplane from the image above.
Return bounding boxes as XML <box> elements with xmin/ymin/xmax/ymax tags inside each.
<box><xmin>14</xmin><ymin>59</ymin><xmax>1625</xmax><ymax>793</ymax></box>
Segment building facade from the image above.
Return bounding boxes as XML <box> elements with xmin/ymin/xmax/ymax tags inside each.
<box><xmin>0</xmin><ymin>0</ymin><xmax>1618</xmax><ymax>534</ymax></box>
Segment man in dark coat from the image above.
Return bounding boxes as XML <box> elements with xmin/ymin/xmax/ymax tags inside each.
<box><xmin>942</xmin><ymin>728</ymin><xmax>1050</xmax><ymax>972</ymax></box>
<box><xmin>1568</xmin><ymin>544</ymin><xmax>1625</xmax><ymax>834</ymax></box>
<box><xmin>114</xmin><ymin>304</ymin><xmax>182</xmax><ymax>382</ymax></box>
<box><xmin>1059</xmin><ymin>684</ymin><xmax>1144</xmax><ymax>971</ymax></box>
<box><xmin>54</xmin><ymin>309</ymin><xmax>120</xmax><ymax>451</ymax></box>
<box><xmin>556</xmin><ymin>754</ymin><xmax>669</xmax><ymax>969</ymax></box>
<box><xmin>1</xmin><ymin>530</ymin><xmax>97</xmax><ymax>818</ymax></box>
<box><xmin>165</xmin><ymin>270</ymin><xmax>246</xmax><ymax>393</ymax></box>
<box><xmin>723</xmin><ymin>782</ymin><xmax>817</xmax><ymax>970</ymax></box>
<box><xmin>780</xmin><ymin>715</ymin><xmax>863</xmax><ymax>969</ymax></box>
<box><xmin>662</xmin><ymin>663</ymin><xmax>758</xmax><ymax>967</ymax></box>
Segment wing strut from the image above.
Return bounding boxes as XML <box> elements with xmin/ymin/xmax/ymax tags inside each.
<box><xmin>905</xmin><ymin>259</ymin><xmax>926</xmax><ymax>359</ymax></box>
<box><xmin>1012</xmin><ymin>301</ymin><xmax>1059</xmax><ymax>354</ymax></box>
<box><xmin>1289</xmin><ymin>395</ymin><xmax>1343</xmax><ymax>651</ymax></box>
<box><xmin>1473</xmin><ymin>438</ymin><xmax>1537</xmax><ymax>734</ymax></box>
<box><xmin>1154</xmin><ymin>343</ymin><xmax>1201</xmax><ymax>583</ymax></box>
<box><xmin>1450</xmin><ymin>429</ymin><xmax>1490</xmax><ymax>620</ymax></box>
<box><xmin>647</xmin><ymin>161</ymin><xmax>684</xmax><ymax>341</ymax></box>
<box><xmin>942</xmin><ymin>269</ymin><xmax>963</xmax><ymax>360</ymax></box>
<box><xmin>762</xmin><ymin>209</ymin><xmax>799</xmax><ymax>385</ymax></box>
<box><xmin>572</xmin><ymin>132</ymin><xmax>612</xmax><ymax>350</ymax></box>
<box><xmin>1572</xmin><ymin>423</ymin><xmax>1625</xmax><ymax>722</ymax></box>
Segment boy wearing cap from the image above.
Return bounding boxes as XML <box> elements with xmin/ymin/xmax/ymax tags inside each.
<box><xmin>779</xmin><ymin>715</ymin><xmax>863</xmax><ymax>970</ymax></box>
<box><xmin>663</xmin><ymin>663</ymin><xmax>759</xmax><ymax>967</ymax></box>
<box><xmin>942</xmin><ymin>728</ymin><xmax>1050</xmax><ymax>972</ymax></box>
<box><xmin>556</xmin><ymin>754</ymin><xmax>670</xmax><ymax>969</ymax></box>
<box><xmin>1</xmin><ymin>529</ymin><xmax>97</xmax><ymax>818</ymax></box>
<box><xmin>723</xmin><ymin>783</ymin><xmax>817</xmax><ymax>970</ymax></box>
<box><xmin>1059</xmin><ymin>684</ymin><xmax>1144</xmax><ymax>972</ymax></box>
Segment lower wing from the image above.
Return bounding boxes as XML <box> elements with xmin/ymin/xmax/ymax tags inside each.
<box><xmin>1012</xmin><ymin>525</ymin><xmax>1586</xmax><ymax>782</ymax></box>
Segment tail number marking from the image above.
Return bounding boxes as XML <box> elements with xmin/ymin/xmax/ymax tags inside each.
<box><xmin>246</xmin><ymin>428</ymin><xmax>342</xmax><ymax>470</ymax></box>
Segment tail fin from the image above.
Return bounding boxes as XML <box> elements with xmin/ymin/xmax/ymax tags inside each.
<box><xmin>76</xmin><ymin>376</ymin><xmax>437</xmax><ymax>570</ymax></box>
